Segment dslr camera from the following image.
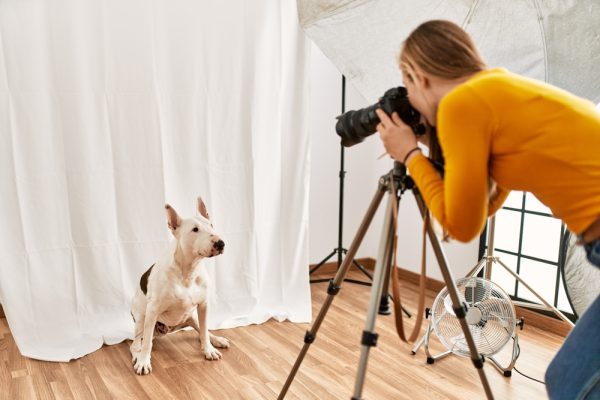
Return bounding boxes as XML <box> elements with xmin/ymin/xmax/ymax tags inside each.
<box><xmin>335</xmin><ymin>86</ymin><xmax>426</xmax><ymax>147</ymax></box>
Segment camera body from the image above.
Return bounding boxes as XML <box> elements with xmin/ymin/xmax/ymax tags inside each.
<box><xmin>335</xmin><ymin>86</ymin><xmax>426</xmax><ymax>147</ymax></box>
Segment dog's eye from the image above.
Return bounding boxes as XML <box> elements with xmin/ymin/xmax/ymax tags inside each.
<box><xmin>192</xmin><ymin>227</ymin><xmax>199</xmax><ymax>233</ymax></box>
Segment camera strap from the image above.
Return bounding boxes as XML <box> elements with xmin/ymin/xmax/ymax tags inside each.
<box><xmin>389</xmin><ymin>173</ymin><xmax>428</xmax><ymax>343</ymax></box>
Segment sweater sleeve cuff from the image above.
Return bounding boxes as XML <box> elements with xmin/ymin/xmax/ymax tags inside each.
<box><xmin>406</xmin><ymin>152</ymin><xmax>429</xmax><ymax>171</ymax></box>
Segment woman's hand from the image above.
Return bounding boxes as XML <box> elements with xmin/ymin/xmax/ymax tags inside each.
<box><xmin>376</xmin><ymin>109</ymin><xmax>420</xmax><ymax>163</ymax></box>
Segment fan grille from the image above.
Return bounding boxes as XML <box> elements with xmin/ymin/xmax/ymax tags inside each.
<box><xmin>431</xmin><ymin>277</ymin><xmax>516</xmax><ymax>357</ymax></box>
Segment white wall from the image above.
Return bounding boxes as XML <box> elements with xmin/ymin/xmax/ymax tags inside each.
<box><xmin>308</xmin><ymin>42</ymin><xmax>480</xmax><ymax>281</ymax></box>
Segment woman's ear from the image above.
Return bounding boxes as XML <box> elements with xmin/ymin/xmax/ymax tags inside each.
<box><xmin>421</xmin><ymin>74</ymin><xmax>431</xmax><ymax>89</ymax></box>
<box><xmin>413</xmin><ymin>69</ymin><xmax>430</xmax><ymax>90</ymax></box>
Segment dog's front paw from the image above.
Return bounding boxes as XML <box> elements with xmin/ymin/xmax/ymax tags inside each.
<box><xmin>130</xmin><ymin>341</ymin><xmax>142</xmax><ymax>364</ymax></box>
<box><xmin>131</xmin><ymin>351</ymin><xmax>140</xmax><ymax>365</ymax></box>
<box><xmin>133</xmin><ymin>353</ymin><xmax>152</xmax><ymax>375</ymax></box>
<box><xmin>210</xmin><ymin>334</ymin><xmax>230</xmax><ymax>349</ymax></box>
<box><xmin>203</xmin><ymin>345</ymin><xmax>222</xmax><ymax>361</ymax></box>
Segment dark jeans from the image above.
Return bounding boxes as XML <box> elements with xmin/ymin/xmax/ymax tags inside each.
<box><xmin>545</xmin><ymin>239</ymin><xmax>600</xmax><ymax>400</ymax></box>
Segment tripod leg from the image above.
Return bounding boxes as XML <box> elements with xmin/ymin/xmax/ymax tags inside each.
<box><xmin>278</xmin><ymin>185</ymin><xmax>387</xmax><ymax>400</ymax></box>
<box><xmin>378</xmin><ymin>241</ymin><xmax>393</xmax><ymax>315</ymax></box>
<box><xmin>379</xmin><ymin>267</ymin><xmax>413</xmax><ymax>317</ymax></box>
<box><xmin>376</xmin><ymin>222</ymin><xmax>411</xmax><ymax>318</ymax></box>
<box><xmin>350</xmin><ymin>258</ymin><xmax>374</xmax><ymax>281</ymax></box>
<box><xmin>413</xmin><ymin>191</ymin><xmax>495</xmax><ymax>400</ymax></box>
<box><xmin>343</xmin><ymin>256</ymin><xmax>374</xmax><ymax>285</ymax></box>
<box><xmin>309</xmin><ymin>248</ymin><xmax>338</xmax><ymax>276</ymax></box>
<box><xmin>496</xmin><ymin>258</ymin><xmax>574</xmax><ymax>326</ymax></box>
<box><xmin>352</xmin><ymin>193</ymin><xmax>396</xmax><ymax>400</ymax></box>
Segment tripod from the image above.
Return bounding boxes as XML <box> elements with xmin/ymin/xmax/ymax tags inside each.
<box><xmin>279</xmin><ymin>161</ymin><xmax>495</xmax><ymax>400</ymax></box>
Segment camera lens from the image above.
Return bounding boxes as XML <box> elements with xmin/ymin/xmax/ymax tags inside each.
<box><xmin>335</xmin><ymin>86</ymin><xmax>423</xmax><ymax>147</ymax></box>
<box><xmin>336</xmin><ymin>105</ymin><xmax>380</xmax><ymax>147</ymax></box>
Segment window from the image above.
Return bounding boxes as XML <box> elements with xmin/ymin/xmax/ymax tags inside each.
<box><xmin>481</xmin><ymin>191</ymin><xmax>574</xmax><ymax>319</ymax></box>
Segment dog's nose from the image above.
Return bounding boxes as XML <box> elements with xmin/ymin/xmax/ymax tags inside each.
<box><xmin>213</xmin><ymin>240</ymin><xmax>225</xmax><ymax>252</ymax></box>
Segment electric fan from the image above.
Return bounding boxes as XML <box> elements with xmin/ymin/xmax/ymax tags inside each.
<box><xmin>423</xmin><ymin>277</ymin><xmax>523</xmax><ymax>376</ymax></box>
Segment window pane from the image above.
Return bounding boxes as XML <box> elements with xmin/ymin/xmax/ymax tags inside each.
<box><xmin>525</xmin><ymin>193</ymin><xmax>552</xmax><ymax>214</ymax></box>
<box><xmin>516</xmin><ymin>258</ymin><xmax>557</xmax><ymax>304</ymax></box>
<box><xmin>493</xmin><ymin>209</ymin><xmax>521</xmax><ymax>253</ymax></box>
<box><xmin>490</xmin><ymin>252</ymin><xmax>518</xmax><ymax>296</ymax></box>
<box><xmin>493</xmin><ymin>191</ymin><xmax>567</xmax><ymax>310</ymax></box>
<box><xmin>521</xmin><ymin>214</ymin><xmax>562</xmax><ymax>262</ymax></box>
<box><xmin>503</xmin><ymin>191</ymin><xmax>524</xmax><ymax>209</ymax></box>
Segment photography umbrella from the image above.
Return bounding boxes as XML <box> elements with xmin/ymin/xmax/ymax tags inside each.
<box><xmin>298</xmin><ymin>0</ymin><xmax>600</xmax><ymax>103</ymax></box>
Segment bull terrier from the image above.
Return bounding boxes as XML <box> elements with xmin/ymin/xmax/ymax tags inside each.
<box><xmin>130</xmin><ymin>197</ymin><xmax>229</xmax><ymax>375</ymax></box>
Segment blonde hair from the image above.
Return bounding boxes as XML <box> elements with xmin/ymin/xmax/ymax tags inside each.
<box><xmin>400</xmin><ymin>20</ymin><xmax>486</xmax><ymax>80</ymax></box>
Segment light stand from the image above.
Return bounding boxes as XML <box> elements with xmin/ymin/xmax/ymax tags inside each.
<box><xmin>309</xmin><ymin>76</ymin><xmax>411</xmax><ymax>317</ymax></box>
<box><xmin>310</xmin><ymin>76</ymin><xmax>374</xmax><ymax>287</ymax></box>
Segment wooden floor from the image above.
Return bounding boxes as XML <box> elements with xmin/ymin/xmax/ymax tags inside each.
<box><xmin>0</xmin><ymin>270</ymin><xmax>563</xmax><ymax>400</ymax></box>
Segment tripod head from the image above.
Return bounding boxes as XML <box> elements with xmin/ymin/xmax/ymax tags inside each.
<box><xmin>380</xmin><ymin>160</ymin><xmax>415</xmax><ymax>193</ymax></box>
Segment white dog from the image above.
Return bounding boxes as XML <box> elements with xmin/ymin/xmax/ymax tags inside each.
<box><xmin>130</xmin><ymin>197</ymin><xmax>229</xmax><ymax>375</ymax></box>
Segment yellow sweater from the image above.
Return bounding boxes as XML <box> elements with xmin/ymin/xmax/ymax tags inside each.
<box><xmin>407</xmin><ymin>68</ymin><xmax>600</xmax><ymax>242</ymax></box>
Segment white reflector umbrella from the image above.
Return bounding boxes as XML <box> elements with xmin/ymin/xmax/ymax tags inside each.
<box><xmin>298</xmin><ymin>0</ymin><xmax>600</xmax><ymax>103</ymax></box>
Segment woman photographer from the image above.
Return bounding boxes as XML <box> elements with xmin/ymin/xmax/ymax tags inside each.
<box><xmin>376</xmin><ymin>20</ymin><xmax>600</xmax><ymax>400</ymax></box>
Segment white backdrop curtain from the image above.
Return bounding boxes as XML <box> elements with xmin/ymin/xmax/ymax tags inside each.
<box><xmin>0</xmin><ymin>0</ymin><xmax>311</xmax><ymax>362</ymax></box>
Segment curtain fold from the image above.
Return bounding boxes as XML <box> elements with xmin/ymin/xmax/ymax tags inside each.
<box><xmin>0</xmin><ymin>0</ymin><xmax>311</xmax><ymax>362</ymax></box>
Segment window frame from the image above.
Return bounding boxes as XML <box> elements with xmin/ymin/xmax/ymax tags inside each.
<box><xmin>478</xmin><ymin>191</ymin><xmax>576</xmax><ymax>322</ymax></box>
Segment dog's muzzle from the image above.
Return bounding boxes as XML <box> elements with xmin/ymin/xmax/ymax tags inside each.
<box><xmin>213</xmin><ymin>239</ymin><xmax>225</xmax><ymax>255</ymax></box>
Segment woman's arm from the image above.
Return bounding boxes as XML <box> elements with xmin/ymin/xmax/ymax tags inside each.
<box><xmin>407</xmin><ymin>87</ymin><xmax>496</xmax><ymax>242</ymax></box>
<box><xmin>488</xmin><ymin>180</ymin><xmax>510</xmax><ymax>216</ymax></box>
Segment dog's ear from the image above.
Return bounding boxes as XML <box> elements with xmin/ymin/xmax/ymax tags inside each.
<box><xmin>197</xmin><ymin>197</ymin><xmax>210</xmax><ymax>220</ymax></box>
<box><xmin>165</xmin><ymin>204</ymin><xmax>182</xmax><ymax>232</ymax></box>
